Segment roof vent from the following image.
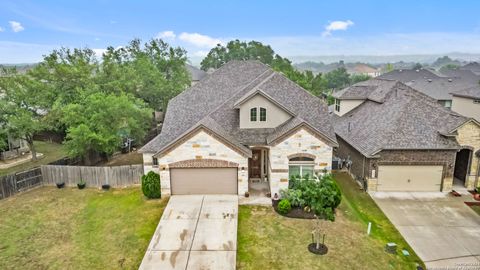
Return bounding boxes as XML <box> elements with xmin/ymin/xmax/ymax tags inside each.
<box><xmin>427</xmin><ymin>79</ymin><xmax>432</xmax><ymax>82</ymax></box>
<box><xmin>415</xmin><ymin>69</ymin><xmax>420</xmax><ymax>72</ymax></box>
<box><xmin>348</xmin><ymin>122</ymin><xmax>352</xmax><ymax>132</ymax></box>
<box><xmin>448</xmin><ymin>78</ymin><xmax>453</xmax><ymax>82</ymax></box>
<box><xmin>399</xmin><ymin>69</ymin><xmax>403</xmax><ymax>72</ymax></box>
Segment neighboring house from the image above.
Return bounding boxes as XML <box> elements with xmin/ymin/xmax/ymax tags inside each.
<box><xmin>186</xmin><ymin>64</ymin><xmax>207</xmax><ymax>86</ymax></box>
<box><xmin>140</xmin><ymin>60</ymin><xmax>337</xmax><ymax>197</ymax></box>
<box><xmin>0</xmin><ymin>135</ymin><xmax>30</xmax><ymax>161</ymax></box>
<box><xmin>332</xmin><ymin>78</ymin><xmax>480</xmax><ymax>192</ymax></box>
<box><xmin>451</xmin><ymin>86</ymin><xmax>480</xmax><ymax>121</ymax></box>
<box><xmin>378</xmin><ymin>68</ymin><xmax>478</xmax><ymax>109</ymax></box>
<box><xmin>461</xmin><ymin>62</ymin><xmax>480</xmax><ymax>75</ymax></box>
<box><xmin>347</xmin><ymin>63</ymin><xmax>381</xmax><ymax>77</ymax></box>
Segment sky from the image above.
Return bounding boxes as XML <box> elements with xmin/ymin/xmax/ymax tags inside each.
<box><xmin>1</xmin><ymin>0</ymin><xmax>480</xmax><ymax>63</ymax></box>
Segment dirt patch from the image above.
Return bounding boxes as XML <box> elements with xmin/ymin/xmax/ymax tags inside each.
<box><xmin>272</xmin><ymin>200</ymin><xmax>316</xmax><ymax>219</ymax></box>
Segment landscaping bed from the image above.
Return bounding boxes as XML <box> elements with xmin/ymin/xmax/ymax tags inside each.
<box><xmin>272</xmin><ymin>199</ymin><xmax>315</xmax><ymax>219</ymax></box>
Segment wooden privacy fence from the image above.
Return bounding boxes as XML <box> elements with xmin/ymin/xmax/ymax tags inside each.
<box><xmin>0</xmin><ymin>167</ymin><xmax>43</xmax><ymax>200</ymax></box>
<box><xmin>41</xmin><ymin>165</ymin><xmax>144</xmax><ymax>188</ymax></box>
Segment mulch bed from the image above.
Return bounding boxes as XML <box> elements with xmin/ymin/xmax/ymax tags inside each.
<box><xmin>308</xmin><ymin>243</ymin><xmax>328</xmax><ymax>255</ymax></box>
<box><xmin>272</xmin><ymin>199</ymin><xmax>316</xmax><ymax>219</ymax></box>
<box><xmin>464</xmin><ymin>201</ymin><xmax>480</xmax><ymax>206</ymax></box>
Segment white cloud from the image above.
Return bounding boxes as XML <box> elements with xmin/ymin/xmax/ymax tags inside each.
<box><xmin>0</xmin><ymin>27</ymin><xmax>4</xmax><ymax>32</ymax></box>
<box><xmin>156</xmin><ymin>30</ymin><xmax>176</xmax><ymax>40</ymax></box>
<box><xmin>179</xmin><ymin>32</ymin><xmax>222</xmax><ymax>48</ymax></box>
<box><xmin>9</xmin><ymin>21</ymin><xmax>24</xmax><ymax>32</ymax></box>
<box><xmin>322</xmin><ymin>20</ymin><xmax>354</xmax><ymax>36</ymax></box>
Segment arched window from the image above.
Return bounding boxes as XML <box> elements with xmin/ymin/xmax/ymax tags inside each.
<box><xmin>288</xmin><ymin>156</ymin><xmax>315</xmax><ymax>179</ymax></box>
<box><xmin>260</xmin><ymin>107</ymin><xmax>267</xmax><ymax>121</ymax></box>
<box><xmin>250</xmin><ymin>108</ymin><xmax>257</xmax><ymax>121</ymax></box>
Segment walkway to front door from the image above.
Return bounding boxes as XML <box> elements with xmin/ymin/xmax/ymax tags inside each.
<box><xmin>139</xmin><ymin>195</ymin><xmax>238</xmax><ymax>270</ymax></box>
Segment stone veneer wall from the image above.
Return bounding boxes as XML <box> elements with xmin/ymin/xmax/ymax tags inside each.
<box><xmin>269</xmin><ymin>128</ymin><xmax>333</xmax><ymax>198</ymax></box>
<box><xmin>144</xmin><ymin>130</ymin><xmax>248</xmax><ymax>196</ymax></box>
<box><xmin>456</xmin><ymin>121</ymin><xmax>480</xmax><ymax>189</ymax></box>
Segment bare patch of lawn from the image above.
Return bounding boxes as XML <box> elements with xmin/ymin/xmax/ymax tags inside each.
<box><xmin>0</xmin><ymin>187</ymin><xmax>167</xmax><ymax>270</ymax></box>
<box><xmin>237</xmin><ymin>171</ymin><xmax>423</xmax><ymax>269</ymax></box>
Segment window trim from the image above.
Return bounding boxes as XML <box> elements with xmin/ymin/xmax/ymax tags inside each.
<box><xmin>250</xmin><ymin>107</ymin><xmax>257</xmax><ymax>122</ymax></box>
<box><xmin>260</xmin><ymin>107</ymin><xmax>267</xmax><ymax>122</ymax></box>
<box><xmin>335</xmin><ymin>99</ymin><xmax>341</xmax><ymax>112</ymax></box>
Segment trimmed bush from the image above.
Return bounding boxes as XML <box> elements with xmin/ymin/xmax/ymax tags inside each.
<box><xmin>278</xmin><ymin>199</ymin><xmax>292</xmax><ymax>214</ymax></box>
<box><xmin>141</xmin><ymin>171</ymin><xmax>161</xmax><ymax>199</ymax></box>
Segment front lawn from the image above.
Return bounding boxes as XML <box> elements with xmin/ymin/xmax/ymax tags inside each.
<box><xmin>0</xmin><ymin>141</ymin><xmax>67</xmax><ymax>176</ymax></box>
<box><xmin>0</xmin><ymin>187</ymin><xmax>167</xmax><ymax>270</ymax></box>
<box><xmin>237</xmin><ymin>171</ymin><xmax>424</xmax><ymax>269</ymax></box>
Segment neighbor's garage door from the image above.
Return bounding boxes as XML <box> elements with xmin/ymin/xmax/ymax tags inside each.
<box><xmin>377</xmin><ymin>165</ymin><xmax>443</xmax><ymax>192</ymax></box>
<box><xmin>170</xmin><ymin>168</ymin><xmax>237</xmax><ymax>195</ymax></box>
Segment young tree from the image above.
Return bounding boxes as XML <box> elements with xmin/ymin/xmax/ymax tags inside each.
<box><xmin>61</xmin><ymin>92</ymin><xmax>152</xmax><ymax>163</ymax></box>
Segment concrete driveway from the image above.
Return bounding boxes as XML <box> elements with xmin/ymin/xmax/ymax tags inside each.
<box><xmin>139</xmin><ymin>195</ymin><xmax>238</xmax><ymax>270</ymax></box>
<box><xmin>371</xmin><ymin>192</ymin><xmax>480</xmax><ymax>269</ymax></box>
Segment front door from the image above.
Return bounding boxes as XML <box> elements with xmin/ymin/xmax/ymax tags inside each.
<box><xmin>249</xmin><ymin>149</ymin><xmax>262</xmax><ymax>179</ymax></box>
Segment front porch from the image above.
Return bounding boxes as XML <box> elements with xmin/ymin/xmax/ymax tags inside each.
<box><xmin>247</xmin><ymin>148</ymin><xmax>270</xmax><ymax>197</ymax></box>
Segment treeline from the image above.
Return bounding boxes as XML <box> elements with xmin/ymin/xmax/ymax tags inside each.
<box><xmin>0</xmin><ymin>39</ymin><xmax>191</xmax><ymax>163</ymax></box>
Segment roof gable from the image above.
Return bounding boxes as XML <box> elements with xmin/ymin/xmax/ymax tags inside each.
<box><xmin>141</xmin><ymin>60</ymin><xmax>337</xmax><ymax>153</ymax></box>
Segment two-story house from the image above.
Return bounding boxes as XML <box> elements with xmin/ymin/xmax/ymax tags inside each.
<box><xmin>140</xmin><ymin>60</ymin><xmax>337</xmax><ymax>197</ymax></box>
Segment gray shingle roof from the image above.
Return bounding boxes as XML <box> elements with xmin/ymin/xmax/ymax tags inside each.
<box><xmin>462</xmin><ymin>62</ymin><xmax>480</xmax><ymax>74</ymax></box>
<box><xmin>333</xmin><ymin>79</ymin><xmax>397</xmax><ymax>102</ymax></box>
<box><xmin>451</xmin><ymin>86</ymin><xmax>480</xmax><ymax>99</ymax></box>
<box><xmin>186</xmin><ymin>64</ymin><xmax>207</xmax><ymax>81</ymax></box>
<box><xmin>140</xmin><ymin>60</ymin><xmax>337</xmax><ymax>154</ymax></box>
<box><xmin>378</xmin><ymin>68</ymin><xmax>479</xmax><ymax>101</ymax></box>
<box><xmin>378</xmin><ymin>68</ymin><xmax>444</xmax><ymax>82</ymax></box>
<box><xmin>334</xmin><ymin>80</ymin><xmax>468</xmax><ymax>157</ymax></box>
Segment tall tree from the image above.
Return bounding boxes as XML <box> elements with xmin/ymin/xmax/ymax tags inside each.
<box><xmin>61</xmin><ymin>92</ymin><xmax>152</xmax><ymax>163</ymax></box>
<box><xmin>98</xmin><ymin>39</ymin><xmax>191</xmax><ymax>111</ymax></box>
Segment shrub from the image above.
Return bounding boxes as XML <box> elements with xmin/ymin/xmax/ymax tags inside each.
<box><xmin>280</xmin><ymin>189</ymin><xmax>305</xmax><ymax>207</ymax></box>
<box><xmin>286</xmin><ymin>174</ymin><xmax>342</xmax><ymax>221</ymax></box>
<box><xmin>141</xmin><ymin>171</ymin><xmax>161</xmax><ymax>199</ymax></box>
<box><xmin>278</xmin><ymin>199</ymin><xmax>292</xmax><ymax>214</ymax></box>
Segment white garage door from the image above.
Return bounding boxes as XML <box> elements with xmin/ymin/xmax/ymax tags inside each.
<box><xmin>377</xmin><ymin>165</ymin><xmax>443</xmax><ymax>192</ymax></box>
<box><xmin>170</xmin><ymin>168</ymin><xmax>237</xmax><ymax>195</ymax></box>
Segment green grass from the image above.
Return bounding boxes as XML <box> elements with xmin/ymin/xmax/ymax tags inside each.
<box><xmin>333</xmin><ymin>171</ymin><xmax>424</xmax><ymax>268</ymax></box>
<box><xmin>0</xmin><ymin>141</ymin><xmax>67</xmax><ymax>176</ymax></box>
<box><xmin>236</xmin><ymin>171</ymin><xmax>424</xmax><ymax>270</ymax></box>
<box><xmin>467</xmin><ymin>204</ymin><xmax>480</xmax><ymax>215</ymax></box>
<box><xmin>0</xmin><ymin>187</ymin><xmax>168</xmax><ymax>270</ymax></box>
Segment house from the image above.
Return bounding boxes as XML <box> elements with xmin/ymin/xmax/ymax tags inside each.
<box><xmin>451</xmin><ymin>85</ymin><xmax>480</xmax><ymax>121</ymax></box>
<box><xmin>347</xmin><ymin>63</ymin><xmax>381</xmax><ymax>77</ymax></box>
<box><xmin>332</xmin><ymin>78</ymin><xmax>480</xmax><ymax>192</ymax></box>
<box><xmin>378</xmin><ymin>68</ymin><xmax>479</xmax><ymax>109</ymax></box>
<box><xmin>140</xmin><ymin>60</ymin><xmax>337</xmax><ymax>197</ymax></box>
<box><xmin>461</xmin><ymin>62</ymin><xmax>480</xmax><ymax>75</ymax></box>
<box><xmin>186</xmin><ymin>64</ymin><xmax>207</xmax><ymax>85</ymax></box>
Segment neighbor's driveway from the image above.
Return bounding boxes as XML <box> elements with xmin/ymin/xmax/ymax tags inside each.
<box><xmin>371</xmin><ymin>192</ymin><xmax>480</xmax><ymax>269</ymax></box>
<box><xmin>139</xmin><ymin>195</ymin><xmax>238</xmax><ymax>270</ymax></box>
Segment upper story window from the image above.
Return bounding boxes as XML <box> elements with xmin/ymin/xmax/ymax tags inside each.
<box><xmin>335</xmin><ymin>99</ymin><xmax>341</xmax><ymax>112</ymax></box>
<box><xmin>152</xmin><ymin>157</ymin><xmax>159</xmax><ymax>166</ymax></box>
<box><xmin>260</xmin><ymin>107</ymin><xmax>267</xmax><ymax>121</ymax></box>
<box><xmin>250</xmin><ymin>108</ymin><xmax>257</xmax><ymax>121</ymax></box>
<box><xmin>443</xmin><ymin>100</ymin><xmax>452</xmax><ymax>109</ymax></box>
<box><xmin>474</xmin><ymin>99</ymin><xmax>480</xmax><ymax>104</ymax></box>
